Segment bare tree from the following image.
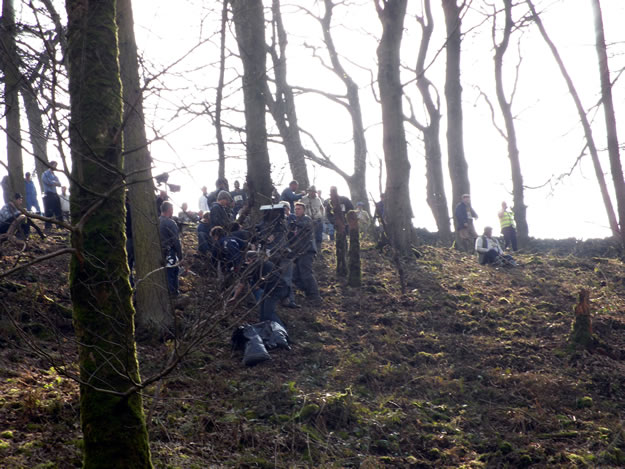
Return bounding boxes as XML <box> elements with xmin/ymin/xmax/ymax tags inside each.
<box><xmin>591</xmin><ymin>0</ymin><xmax>625</xmax><ymax>246</ymax></box>
<box><xmin>442</xmin><ymin>0</ymin><xmax>470</xmax><ymax>209</ymax></box>
<box><xmin>231</xmin><ymin>0</ymin><xmax>274</xmax><ymax>216</ymax></box>
<box><xmin>265</xmin><ymin>0</ymin><xmax>310</xmax><ymax>188</ymax></box>
<box><xmin>526</xmin><ymin>0</ymin><xmax>619</xmax><ymax>237</ymax></box>
<box><xmin>215</xmin><ymin>0</ymin><xmax>228</xmax><ymax>180</ymax></box>
<box><xmin>298</xmin><ymin>0</ymin><xmax>370</xmax><ymax>211</ymax></box>
<box><xmin>65</xmin><ymin>0</ymin><xmax>152</xmax><ymax>465</ymax></box>
<box><xmin>493</xmin><ymin>0</ymin><xmax>529</xmax><ymax>246</ymax></box>
<box><xmin>1</xmin><ymin>0</ymin><xmax>25</xmax><ymax>198</ymax></box>
<box><xmin>118</xmin><ymin>0</ymin><xmax>173</xmax><ymax>338</ymax></box>
<box><xmin>406</xmin><ymin>0</ymin><xmax>451</xmax><ymax>242</ymax></box>
<box><xmin>375</xmin><ymin>0</ymin><xmax>413</xmax><ymax>255</ymax></box>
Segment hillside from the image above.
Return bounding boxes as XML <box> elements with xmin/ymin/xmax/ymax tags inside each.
<box><xmin>1</xmin><ymin>231</ymin><xmax>625</xmax><ymax>468</ymax></box>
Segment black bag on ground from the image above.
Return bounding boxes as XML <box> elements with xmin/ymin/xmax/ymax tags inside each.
<box><xmin>231</xmin><ymin>320</ymin><xmax>290</xmax><ymax>366</ymax></box>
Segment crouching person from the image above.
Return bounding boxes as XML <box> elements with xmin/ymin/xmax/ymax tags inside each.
<box><xmin>0</xmin><ymin>193</ymin><xmax>29</xmax><ymax>244</ymax></box>
<box><xmin>475</xmin><ymin>226</ymin><xmax>516</xmax><ymax>267</ymax></box>
<box><xmin>230</xmin><ymin>251</ymin><xmax>288</xmax><ymax>327</ymax></box>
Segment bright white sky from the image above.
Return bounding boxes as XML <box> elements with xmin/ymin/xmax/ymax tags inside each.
<box><xmin>4</xmin><ymin>0</ymin><xmax>624</xmax><ymax>241</ymax></box>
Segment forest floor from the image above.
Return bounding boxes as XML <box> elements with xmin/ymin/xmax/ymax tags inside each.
<box><xmin>1</xmin><ymin>228</ymin><xmax>625</xmax><ymax>468</ymax></box>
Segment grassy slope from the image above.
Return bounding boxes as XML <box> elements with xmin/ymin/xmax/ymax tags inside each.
<box><xmin>2</xmin><ymin>233</ymin><xmax>625</xmax><ymax>468</ymax></box>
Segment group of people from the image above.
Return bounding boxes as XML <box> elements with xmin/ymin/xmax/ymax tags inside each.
<box><xmin>1</xmin><ymin>161</ymin><xmax>72</xmax><ymax>245</ymax></box>
<box><xmin>454</xmin><ymin>193</ymin><xmax>519</xmax><ymax>267</ymax></box>
<box><xmin>158</xmin><ymin>178</ymin><xmax>349</xmax><ymax>327</ymax></box>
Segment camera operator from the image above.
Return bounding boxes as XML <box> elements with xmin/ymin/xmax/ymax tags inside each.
<box><xmin>289</xmin><ymin>202</ymin><xmax>322</xmax><ymax>306</ymax></box>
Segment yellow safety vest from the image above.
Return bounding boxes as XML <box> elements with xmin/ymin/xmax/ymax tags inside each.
<box><xmin>499</xmin><ymin>210</ymin><xmax>515</xmax><ymax>229</ymax></box>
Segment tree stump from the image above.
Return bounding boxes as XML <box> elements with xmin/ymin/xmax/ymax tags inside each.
<box><xmin>346</xmin><ymin>210</ymin><xmax>361</xmax><ymax>287</ymax></box>
<box><xmin>571</xmin><ymin>289</ymin><xmax>593</xmax><ymax>348</ymax></box>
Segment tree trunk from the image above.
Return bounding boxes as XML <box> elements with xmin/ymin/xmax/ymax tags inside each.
<box><xmin>331</xmin><ymin>191</ymin><xmax>348</xmax><ymax>278</ymax></box>
<box><xmin>414</xmin><ymin>0</ymin><xmax>451</xmax><ymax>242</ymax></box>
<box><xmin>375</xmin><ymin>0</ymin><xmax>412</xmax><ymax>255</ymax></box>
<box><xmin>232</xmin><ymin>0</ymin><xmax>274</xmax><ymax>221</ymax></box>
<box><xmin>65</xmin><ymin>0</ymin><xmax>152</xmax><ymax>466</ymax></box>
<box><xmin>442</xmin><ymin>0</ymin><xmax>470</xmax><ymax>207</ymax></box>
<box><xmin>118</xmin><ymin>0</ymin><xmax>173</xmax><ymax>338</ymax></box>
<box><xmin>526</xmin><ymin>0</ymin><xmax>619</xmax><ymax>237</ymax></box>
<box><xmin>265</xmin><ymin>0</ymin><xmax>310</xmax><ymax>188</ymax></box>
<box><xmin>320</xmin><ymin>0</ymin><xmax>368</xmax><ymax>211</ymax></box>
<box><xmin>215</xmin><ymin>0</ymin><xmax>227</xmax><ymax>181</ymax></box>
<box><xmin>1</xmin><ymin>0</ymin><xmax>25</xmax><ymax>198</ymax></box>
<box><xmin>20</xmin><ymin>85</ymin><xmax>49</xmax><ymax>190</ymax></box>
<box><xmin>591</xmin><ymin>0</ymin><xmax>625</xmax><ymax>247</ymax></box>
<box><xmin>346</xmin><ymin>210</ymin><xmax>361</xmax><ymax>287</ymax></box>
<box><xmin>494</xmin><ymin>0</ymin><xmax>529</xmax><ymax>247</ymax></box>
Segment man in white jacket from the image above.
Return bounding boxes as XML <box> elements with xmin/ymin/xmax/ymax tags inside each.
<box><xmin>475</xmin><ymin>226</ymin><xmax>516</xmax><ymax>266</ymax></box>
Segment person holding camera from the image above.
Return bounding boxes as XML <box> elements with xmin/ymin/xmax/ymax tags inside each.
<box><xmin>289</xmin><ymin>202</ymin><xmax>321</xmax><ymax>306</ymax></box>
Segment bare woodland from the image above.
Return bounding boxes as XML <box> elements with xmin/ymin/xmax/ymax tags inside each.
<box><xmin>1</xmin><ymin>0</ymin><xmax>625</xmax><ymax>467</ymax></box>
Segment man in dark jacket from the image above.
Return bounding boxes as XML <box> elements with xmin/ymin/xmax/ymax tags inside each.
<box><xmin>454</xmin><ymin>194</ymin><xmax>478</xmax><ymax>253</ymax></box>
<box><xmin>210</xmin><ymin>190</ymin><xmax>234</xmax><ymax>231</ymax></box>
<box><xmin>280</xmin><ymin>180</ymin><xmax>304</xmax><ymax>212</ymax></box>
<box><xmin>159</xmin><ymin>201</ymin><xmax>182</xmax><ymax>296</ymax></box>
<box><xmin>290</xmin><ymin>202</ymin><xmax>321</xmax><ymax>305</ymax></box>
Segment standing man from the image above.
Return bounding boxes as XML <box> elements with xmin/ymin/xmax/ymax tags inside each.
<box><xmin>24</xmin><ymin>172</ymin><xmax>41</xmax><ymax>214</ymax></box>
<box><xmin>159</xmin><ymin>201</ymin><xmax>183</xmax><ymax>297</ymax></box>
<box><xmin>498</xmin><ymin>201</ymin><xmax>518</xmax><ymax>251</ymax></box>
<box><xmin>301</xmin><ymin>185</ymin><xmax>324</xmax><ymax>249</ymax></box>
<box><xmin>230</xmin><ymin>180</ymin><xmax>247</xmax><ymax>218</ymax></box>
<box><xmin>41</xmin><ymin>161</ymin><xmax>63</xmax><ymax>230</ymax></box>
<box><xmin>207</xmin><ymin>178</ymin><xmax>229</xmax><ymax>206</ymax></box>
<box><xmin>280</xmin><ymin>180</ymin><xmax>304</xmax><ymax>212</ymax></box>
<box><xmin>198</xmin><ymin>186</ymin><xmax>210</xmax><ymax>213</ymax></box>
<box><xmin>290</xmin><ymin>202</ymin><xmax>322</xmax><ymax>306</ymax></box>
<box><xmin>454</xmin><ymin>194</ymin><xmax>478</xmax><ymax>253</ymax></box>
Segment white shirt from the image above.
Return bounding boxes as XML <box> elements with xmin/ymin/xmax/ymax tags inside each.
<box><xmin>198</xmin><ymin>194</ymin><xmax>209</xmax><ymax>212</ymax></box>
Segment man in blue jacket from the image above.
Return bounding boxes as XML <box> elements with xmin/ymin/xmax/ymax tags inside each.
<box><xmin>24</xmin><ymin>172</ymin><xmax>41</xmax><ymax>214</ymax></box>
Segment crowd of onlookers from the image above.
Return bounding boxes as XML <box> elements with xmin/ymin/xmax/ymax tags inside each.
<box><xmin>155</xmin><ymin>178</ymin><xmax>376</xmax><ymax>326</ymax></box>
<box><xmin>2</xmin><ymin>163</ymin><xmax>520</xmax><ymax>323</ymax></box>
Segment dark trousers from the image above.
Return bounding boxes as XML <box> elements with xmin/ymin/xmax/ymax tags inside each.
<box><xmin>502</xmin><ymin>226</ymin><xmax>518</xmax><ymax>251</ymax></box>
<box><xmin>259</xmin><ymin>284</ymin><xmax>288</xmax><ymax>327</ymax></box>
<box><xmin>43</xmin><ymin>192</ymin><xmax>63</xmax><ymax>229</ymax></box>
<box><xmin>0</xmin><ymin>215</ymin><xmax>28</xmax><ymax>238</ymax></box>
<box><xmin>313</xmin><ymin>219</ymin><xmax>323</xmax><ymax>248</ymax></box>
<box><xmin>293</xmin><ymin>252</ymin><xmax>320</xmax><ymax>299</ymax></box>
<box><xmin>166</xmin><ymin>265</ymin><xmax>179</xmax><ymax>296</ymax></box>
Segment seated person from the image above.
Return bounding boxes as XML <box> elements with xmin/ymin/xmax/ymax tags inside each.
<box><xmin>178</xmin><ymin>202</ymin><xmax>199</xmax><ymax>223</ymax></box>
<box><xmin>0</xmin><ymin>193</ymin><xmax>29</xmax><ymax>242</ymax></box>
<box><xmin>475</xmin><ymin>226</ymin><xmax>516</xmax><ymax>266</ymax></box>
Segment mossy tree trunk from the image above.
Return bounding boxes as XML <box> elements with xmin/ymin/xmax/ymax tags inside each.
<box><xmin>375</xmin><ymin>0</ymin><xmax>413</xmax><ymax>256</ymax></box>
<box><xmin>65</xmin><ymin>0</ymin><xmax>152</xmax><ymax>467</ymax></box>
<box><xmin>117</xmin><ymin>0</ymin><xmax>173</xmax><ymax>339</ymax></box>
<box><xmin>346</xmin><ymin>210</ymin><xmax>361</xmax><ymax>287</ymax></box>
<box><xmin>232</xmin><ymin>0</ymin><xmax>274</xmax><ymax>222</ymax></box>
<box><xmin>1</xmin><ymin>0</ymin><xmax>25</xmax><ymax>198</ymax></box>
